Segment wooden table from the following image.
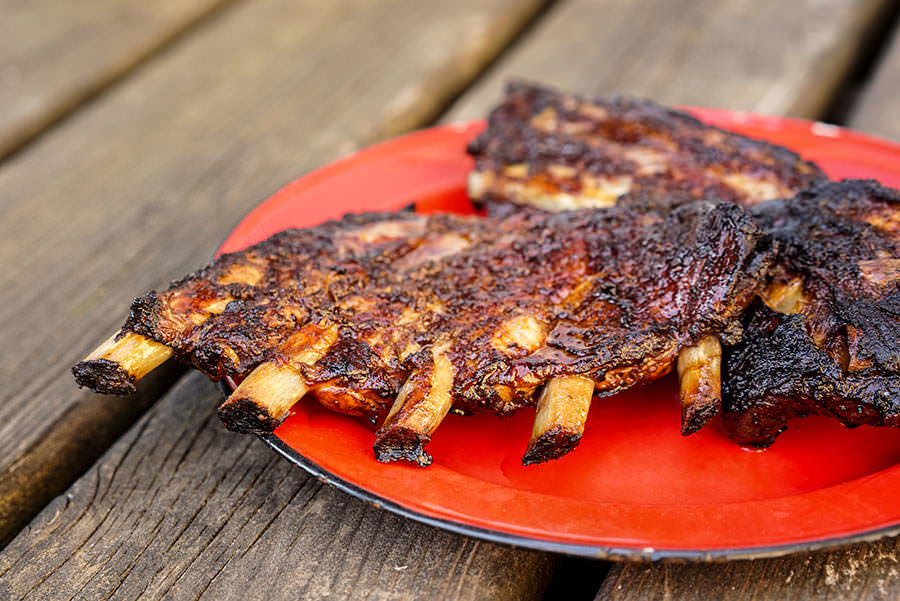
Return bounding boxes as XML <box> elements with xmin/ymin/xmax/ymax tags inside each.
<box><xmin>2</xmin><ymin>1</ymin><xmax>900</xmax><ymax>598</ymax></box>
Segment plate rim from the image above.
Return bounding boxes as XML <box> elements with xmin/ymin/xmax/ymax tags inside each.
<box><xmin>214</xmin><ymin>112</ymin><xmax>900</xmax><ymax>561</ymax></box>
<box><xmin>260</xmin><ymin>432</ymin><xmax>900</xmax><ymax>561</ymax></box>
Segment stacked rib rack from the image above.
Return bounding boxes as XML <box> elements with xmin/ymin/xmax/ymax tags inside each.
<box><xmin>468</xmin><ymin>81</ymin><xmax>900</xmax><ymax>450</ymax></box>
<box><xmin>74</xmin><ymin>82</ymin><xmax>900</xmax><ymax>466</ymax></box>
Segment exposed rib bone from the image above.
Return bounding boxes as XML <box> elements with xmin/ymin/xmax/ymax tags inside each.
<box><xmin>522</xmin><ymin>375</ymin><xmax>594</xmax><ymax>465</ymax></box>
<box><xmin>760</xmin><ymin>277</ymin><xmax>806</xmax><ymax>314</ymax></box>
<box><xmin>216</xmin><ymin>322</ymin><xmax>338</xmax><ymax>433</ymax></box>
<box><xmin>72</xmin><ymin>332</ymin><xmax>173</xmax><ymax>394</ymax></box>
<box><xmin>217</xmin><ymin>361</ymin><xmax>309</xmax><ymax>433</ymax></box>
<box><xmin>677</xmin><ymin>335</ymin><xmax>722</xmax><ymax>435</ymax></box>
<box><xmin>373</xmin><ymin>345</ymin><xmax>455</xmax><ymax>467</ymax></box>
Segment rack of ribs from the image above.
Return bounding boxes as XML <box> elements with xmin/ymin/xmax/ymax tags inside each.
<box><xmin>467</xmin><ymin>82</ymin><xmax>900</xmax><ymax>446</ymax></box>
<box><xmin>467</xmin><ymin>81</ymin><xmax>824</xmax><ymax>213</ymax></box>
<box><xmin>723</xmin><ymin>180</ymin><xmax>900</xmax><ymax>446</ymax></box>
<box><xmin>74</xmin><ymin>202</ymin><xmax>773</xmax><ymax>466</ymax></box>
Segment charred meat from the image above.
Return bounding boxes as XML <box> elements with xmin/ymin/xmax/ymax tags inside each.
<box><xmin>469</xmin><ymin>82</ymin><xmax>900</xmax><ymax>446</ymax></box>
<box><xmin>723</xmin><ymin>180</ymin><xmax>900</xmax><ymax>446</ymax></box>
<box><xmin>467</xmin><ymin>81</ymin><xmax>824</xmax><ymax>213</ymax></box>
<box><xmin>75</xmin><ymin>202</ymin><xmax>773</xmax><ymax>466</ymax></box>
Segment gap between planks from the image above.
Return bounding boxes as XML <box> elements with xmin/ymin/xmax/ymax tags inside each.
<box><xmin>0</xmin><ymin>0</ymin><xmax>243</xmax><ymax>162</ymax></box>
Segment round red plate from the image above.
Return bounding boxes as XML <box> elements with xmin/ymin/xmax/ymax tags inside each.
<box><xmin>218</xmin><ymin>111</ymin><xmax>900</xmax><ymax>560</ymax></box>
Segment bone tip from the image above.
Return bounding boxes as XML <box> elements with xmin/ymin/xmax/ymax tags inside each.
<box><xmin>72</xmin><ymin>359</ymin><xmax>137</xmax><ymax>395</ymax></box>
<box><xmin>680</xmin><ymin>403</ymin><xmax>720</xmax><ymax>436</ymax></box>
<box><xmin>373</xmin><ymin>428</ymin><xmax>433</xmax><ymax>467</ymax></box>
<box><xmin>217</xmin><ymin>396</ymin><xmax>285</xmax><ymax>434</ymax></box>
<box><xmin>522</xmin><ymin>426</ymin><xmax>581</xmax><ymax>466</ymax></box>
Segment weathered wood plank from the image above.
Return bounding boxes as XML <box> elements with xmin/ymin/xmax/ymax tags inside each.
<box><xmin>444</xmin><ymin>0</ymin><xmax>892</xmax><ymax>122</ymax></box>
<box><xmin>596</xmin><ymin>542</ymin><xmax>900</xmax><ymax>601</ymax></box>
<box><xmin>849</xmin><ymin>24</ymin><xmax>900</xmax><ymax>141</ymax></box>
<box><xmin>0</xmin><ymin>361</ymin><xmax>184</xmax><ymax>553</ymax></box>
<box><xmin>0</xmin><ymin>373</ymin><xmax>556</xmax><ymax>600</ymax></box>
<box><xmin>0</xmin><ymin>0</ymin><xmax>547</xmax><ymax>545</ymax></box>
<box><xmin>0</xmin><ymin>0</ymin><xmax>235</xmax><ymax>159</ymax></box>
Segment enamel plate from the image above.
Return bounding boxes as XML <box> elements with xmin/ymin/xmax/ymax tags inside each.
<box><xmin>219</xmin><ymin>111</ymin><xmax>900</xmax><ymax>560</ymax></box>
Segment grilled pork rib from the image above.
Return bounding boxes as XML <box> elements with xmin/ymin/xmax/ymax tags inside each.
<box><xmin>723</xmin><ymin>180</ymin><xmax>900</xmax><ymax>446</ymax></box>
<box><xmin>467</xmin><ymin>81</ymin><xmax>824</xmax><ymax>212</ymax></box>
<box><xmin>468</xmin><ymin>83</ymin><xmax>900</xmax><ymax>445</ymax></box>
<box><xmin>74</xmin><ymin>203</ymin><xmax>773</xmax><ymax>466</ymax></box>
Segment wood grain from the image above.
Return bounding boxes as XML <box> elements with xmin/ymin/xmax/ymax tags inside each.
<box><xmin>0</xmin><ymin>0</ymin><xmax>235</xmax><ymax>159</ymax></box>
<box><xmin>0</xmin><ymin>361</ymin><xmax>184</xmax><ymax>550</ymax></box>
<box><xmin>444</xmin><ymin>0</ymin><xmax>893</xmax><ymax>123</ymax></box>
<box><xmin>0</xmin><ymin>0</ymin><xmax>546</xmax><ymax>545</ymax></box>
<box><xmin>850</xmin><ymin>24</ymin><xmax>900</xmax><ymax>141</ymax></box>
<box><xmin>0</xmin><ymin>373</ymin><xmax>556</xmax><ymax>600</ymax></box>
<box><xmin>596</xmin><ymin>542</ymin><xmax>900</xmax><ymax>601</ymax></box>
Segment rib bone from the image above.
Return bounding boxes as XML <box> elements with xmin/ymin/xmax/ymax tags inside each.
<box><xmin>522</xmin><ymin>375</ymin><xmax>594</xmax><ymax>465</ymax></box>
<box><xmin>760</xmin><ymin>277</ymin><xmax>806</xmax><ymax>314</ymax></box>
<box><xmin>217</xmin><ymin>362</ymin><xmax>309</xmax><ymax>433</ymax></box>
<box><xmin>676</xmin><ymin>335</ymin><xmax>722</xmax><ymax>435</ymax></box>
<box><xmin>373</xmin><ymin>345</ymin><xmax>455</xmax><ymax>467</ymax></box>
<box><xmin>72</xmin><ymin>332</ymin><xmax>173</xmax><ymax>394</ymax></box>
<box><xmin>216</xmin><ymin>322</ymin><xmax>338</xmax><ymax>433</ymax></box>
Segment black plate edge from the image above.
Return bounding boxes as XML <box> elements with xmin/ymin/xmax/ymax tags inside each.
<box><xmin>259</xmin><ymin>431</ymin><xmax>900</xmax><ymax>563</ymax></box>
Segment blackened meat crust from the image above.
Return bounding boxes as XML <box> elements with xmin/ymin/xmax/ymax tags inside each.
<box><xmin>467</xmin><ymin>81</ymin><xmax>824</xmax><ymax>212</ymax></box>
<box><xmin>71</xmin><ymin>358</ymin><xmax>136</xmax><ymax>395</ymax></box>
<box><xmin>122</xmin><ymin>212</ymin><xmax>430</xmax><ymax>380</ymax></box>
<box><xmin>723</xmin><ymin>180</ymin><xmax>900</xmax><ymax>446</ymax></box>
<box><xmin>89</xmin><ymin>202</ymin><xmax>773</xmax><ymax>426</ymax></box>
<box><xmin>521</xmin><ymin>426</ymin><xmax>581</xmax><ymax>466</ymax></box>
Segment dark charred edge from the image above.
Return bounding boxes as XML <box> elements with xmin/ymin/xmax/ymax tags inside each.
<box><xmin>681</xmin><ymin>400</ymin><xmax>721</xmax><ymax>436</ymax></box>
<box><xmin>216</xmin><ymin>396</ymin><xmax>284</xmax><ymax>434</ymax></box>
<box><xmin>122</xmin><ymin>292</ymin><xmax>162</xmax><ymax>339</ymax></box>
<box><xmin>372</xmin><ymin>429</ymin><xmax>433</xmax><ymax>467</ymax></box>
<box><xmin>721</xmin><ymin>304</ymin><xmax>838</xmax><ymax>447</ymax></box>
<box><xmin>521</xmin><ymin>426</ymin><xmax>581</xmax><ymax>466</ymax></box>
<box><xmin>71</xmin><ymin>359</ymin><xmax>137</xmax><ymax>395</ymax></box>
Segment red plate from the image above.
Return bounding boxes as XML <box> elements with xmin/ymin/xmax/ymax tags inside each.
<box><xmin>218</xmin><ymin>111</ymin><xmax>900</xmax><ymax>560</ymax></box>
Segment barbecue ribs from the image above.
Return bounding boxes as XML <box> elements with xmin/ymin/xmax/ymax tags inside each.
<box><xmin>723</xmin><ymin>180</ymin><xmax>900</xmax><ymax>446</ymax></box>
<box><xmin>467</xmin><ymin>81</ymin><xmax>824</xmax><ymax>213</ymax></box>
<box><xmin>468</xmin><ymin>82</ymin><xmax>900</xmax><ymax>446</ymax></box>
<box><xmin>74</xmin><ymin>203</ymin><xmax>773</xmax><ymax>466</ymax></box>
